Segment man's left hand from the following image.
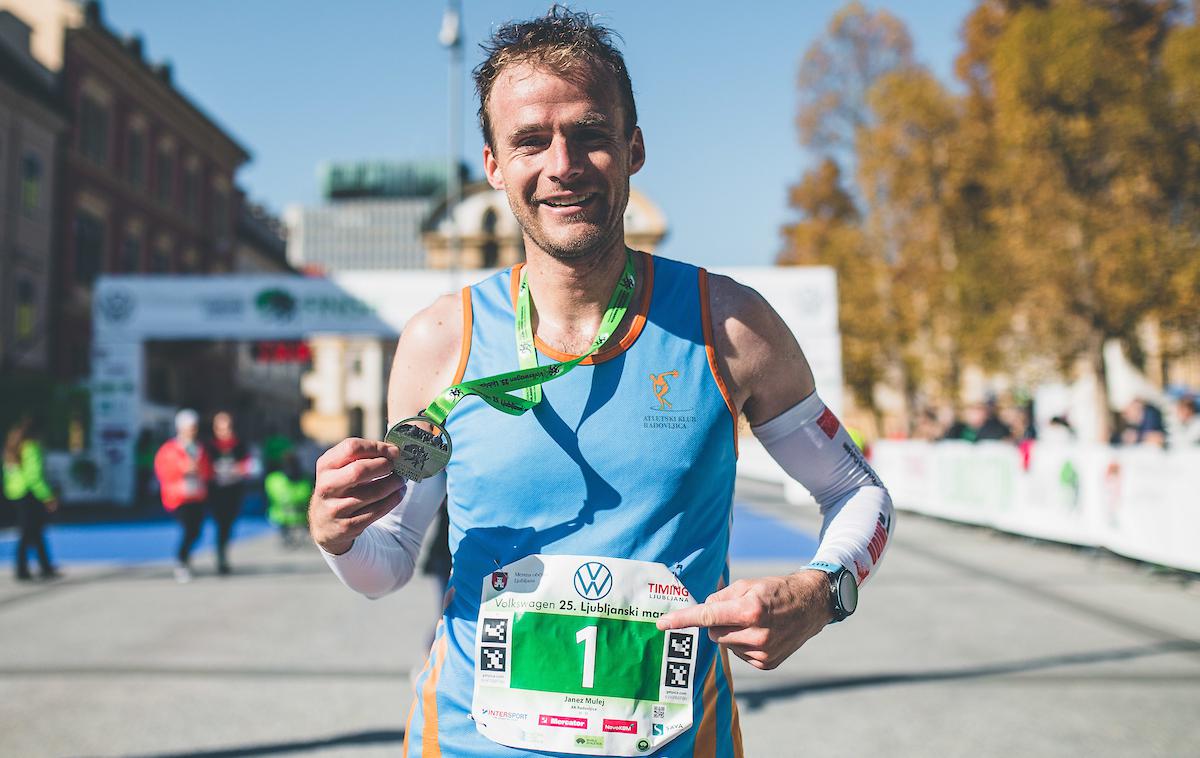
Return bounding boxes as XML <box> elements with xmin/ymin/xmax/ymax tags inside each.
<box><xmin>656</xmin><ymin>571</ymin><xmax>832</xmax><ymax>670</ymax></box>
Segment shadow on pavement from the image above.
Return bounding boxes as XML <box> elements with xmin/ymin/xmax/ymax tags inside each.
<box><xmin>82</xmin><ymin>728</ymin><xmax>406</xmax><ymax>758</ymax></box>
<box><xmin>735</xmin><ymin>639</ymin><xmax>1200</xmax><ymax>711</ymax></box>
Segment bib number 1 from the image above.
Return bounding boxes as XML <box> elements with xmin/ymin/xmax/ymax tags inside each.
<box><xmin>576</xmin><ymin>625</ymin><xmax>598</xmax><ymax>689</ymax></box>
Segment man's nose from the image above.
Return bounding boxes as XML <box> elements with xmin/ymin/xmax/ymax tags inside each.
<box><xmin>546</xmin><ymin>136</ymin><xmax>584</xmax><ymax>184</ymax></box>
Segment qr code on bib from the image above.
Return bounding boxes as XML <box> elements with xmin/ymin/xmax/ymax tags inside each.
<box><xmin>667</xmin><ymin>632</ymin><xmax>694</xmax><ymax>660</ymax></box>
<box><xmin>480</xmin><ymin>646</ymin><xmax>507</xmax><ymax>673</ymax></box>
<box><xmin>664</xmin><ymin>660</ymin><xmax>691</xmax><ymax>689</ymax></box>
<box><xmin>481</xmin><ymin>618</ymin><xmax>508</xmax><ymax>644</ymax></box>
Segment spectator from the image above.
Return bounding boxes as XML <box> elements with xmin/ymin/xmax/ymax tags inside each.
<box><xmin>1120</xmin><ymin>399</ymin><xmax>1166</xmax><ymax>448</ymax></box>
<box><xmin>1041</xmin><ymin>416</ymin><xmax>1076</xmax><ymax>446</ymax></box>
<box><xmin>912</xmin><ymin>409</ymin><xmax>943</xmax><ymax>441</ymax></box>
<box><xmin>3</xmin><ymin>415</ymin><xmax>60</xmax><ymax>581</ymax></box>
<box><xmin>1174</xmin><ymin>394</ymin><xmax>1200</xmax><ymax>447</ymax></box>
<box><xmin>205</xmin><ymin>411</ymin><xmax>252</xmax><ymax>575</ymax></box>
<box><xmin>265</xmin><ymin>450</ymin><xmax>312</xmax><ymax>548</ymax></box>
<box><xmin>944</xmin><ymin>401</ymin><xmax>1012</xmax><ymax>443</ymax></box>
<box><xmin>155</xmin><ymin>409</ymin><xmax>212</xmax><ymax>583</ymax></box>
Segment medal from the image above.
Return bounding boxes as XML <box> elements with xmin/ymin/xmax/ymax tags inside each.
<box><xmin>384</xmin><ymin>250</ymin><xmax>638</xmax><ymax>481</ymax></box>
<box><xmin>384</xmin><ymin>415</ymin><xmax>452</xmax><ymax>481</ymax></box>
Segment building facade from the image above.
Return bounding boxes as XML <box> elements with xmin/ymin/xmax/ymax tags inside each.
<box><xmin>0</xmin><ymin>11</ymin><xmax>65</xmax><ymax>381</ymax></box>
<box><xmin>50</xmin><ymin>1</ymin><xmax>250</xmax><ymax>381</ymax></box>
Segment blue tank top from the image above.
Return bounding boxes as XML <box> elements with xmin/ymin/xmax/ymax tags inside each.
<box><xmin>404</xmin><ymin>252</ymin><xmax>744</xmax><ymax>758</ymax></box>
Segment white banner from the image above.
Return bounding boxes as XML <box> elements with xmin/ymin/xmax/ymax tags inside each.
<box><xmin>90</xmin><ymin>266</ymin><xmax>842</xmax><ymax>505</ymax></box>
<box><xmin>869</xmin><ymin>440</ymin><xmax>1200</xmax><ymax>574</ymax></box>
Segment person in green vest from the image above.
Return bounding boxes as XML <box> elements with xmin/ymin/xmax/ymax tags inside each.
<box><xmin>3</xmin><ymin>415</ymin><xmax>61</xmax><ymax>580</ymax></box>
<box><xmin>265</xmin><ymin>450</ymin><xmax>312</xmax><ymax>548</ymax></box>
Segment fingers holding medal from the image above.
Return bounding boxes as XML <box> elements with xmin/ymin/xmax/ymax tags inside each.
<box><xmin>384</xmin><ymin>416</ymin><xmax>452</xmax><ymax>482</ymax></box>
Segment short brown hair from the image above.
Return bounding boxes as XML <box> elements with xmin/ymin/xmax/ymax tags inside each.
<box><xmin>473</xmin><ymin>6</ymin><xmax>638</xmax><ymax>148</ymax></box>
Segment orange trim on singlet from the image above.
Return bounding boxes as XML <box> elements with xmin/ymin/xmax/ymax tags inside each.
<box><xmin>419</xmin><ymin>634</ymin><xmax>448</xmax><ymax>757</ymax></box>
<box><xmin>692</xmin><ymin>655</ymin><xmax>719</xmax><ymax>758</ymax></box>
<box><xmin>719</xmin><ymin>645</ymin><xmax>745</xmax><ymax>757</ymax></box>
<box><xmin>403</xmin><ymin>621</ymin><xmax>442</xmax><ymax>758</ymax></box>
<box><xmin>452</xmin><ymin>287</ymin><xmax>473</xmax><ymax>385</ymax></box>
<box><xmin>507</xmin><ymin>251</ymin><xmax>654</xmax><ymax>366</ymax></box>
<box><xmin>698</xmin><ymin>268</ymin><xmax>739</xmax><ymax>457</ymax></box>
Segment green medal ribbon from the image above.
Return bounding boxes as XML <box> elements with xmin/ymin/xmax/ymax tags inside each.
<box><xmin>422</xmin><ymin>249</ymin><xmax>637</xmax><ymax>426</ymax></box>
<box><xmin>386</xmin><ymin>250</ymin><xmax>637</xmax><ymax>480</ymax></box>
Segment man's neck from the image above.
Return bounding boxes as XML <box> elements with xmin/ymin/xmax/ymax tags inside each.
<box><xmin>523</xmin><ymin>239</ymin><xmax>633</xmax><ymax>350</ymax></box>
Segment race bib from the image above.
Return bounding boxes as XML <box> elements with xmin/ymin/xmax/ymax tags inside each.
<box><xmin>472</xmin><ymin>554</ymin><xmax>699</xmax><ymax>755</ymax></box>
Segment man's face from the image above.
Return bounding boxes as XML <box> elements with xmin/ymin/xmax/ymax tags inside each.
<box><xmin>483</xmin><ymin>62</ymin><xmax>645</xmax><ymax>261</ymax></box>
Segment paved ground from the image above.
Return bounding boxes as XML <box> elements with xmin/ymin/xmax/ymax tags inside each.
<box><xmin>1</xmin><ymin>479</ymin><xmax>1198</xmax><ymax>757</ymax></box>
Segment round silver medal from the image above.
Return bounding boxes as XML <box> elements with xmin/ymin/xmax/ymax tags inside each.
<box><xmin>384</xmin><ymin>416</ymin><xmax>452</xmax><ymax>481</ymax></box>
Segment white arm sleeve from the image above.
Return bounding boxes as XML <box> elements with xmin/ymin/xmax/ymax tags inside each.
<box><xmin>751</xmin><ymin>392</ymin><xmax>894</xmax><ymax>585</ymax></box>
<box><xmin>319</xmin><ymin>472</ymin><xmax>447</xmax><ymax>599</ymax></box>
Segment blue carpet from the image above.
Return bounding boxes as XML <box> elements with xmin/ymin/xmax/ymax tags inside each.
<box><xmin>728</xmin><ymin>502</ymin><xmax>818</xmax><ymax>561</ymax></box>
<box><xmin>0</xmin><ymin>515</ymin><xmax>272</xmax><ymax>566</ymax></box>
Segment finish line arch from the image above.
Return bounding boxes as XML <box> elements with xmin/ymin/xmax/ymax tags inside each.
<box><xmin>88</xmin><ymin>265</ymin><xmax>840</xmax><ymax>504</ymax></box>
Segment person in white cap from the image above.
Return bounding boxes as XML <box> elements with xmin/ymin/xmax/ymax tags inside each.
<box><xmin>154</xmin><ymin>409</ymin><xmax>213</xmax><ymax>583</ymax></box>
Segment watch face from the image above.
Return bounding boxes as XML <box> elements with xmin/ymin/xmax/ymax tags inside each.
<box><xmin>837</xmin><ymin>572</ymin><xmax>859</xmax><ymax>615</ymax></box>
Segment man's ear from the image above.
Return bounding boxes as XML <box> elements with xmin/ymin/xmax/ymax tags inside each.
<box><xmin>484</xmin><ymin>144</ymin><xmax>505</xmax><ymax>190</ymax></box>
<box><xmin>629</xmin><ymin>126</ymin><xmax>646</xmax><ymax>176</ymax></box>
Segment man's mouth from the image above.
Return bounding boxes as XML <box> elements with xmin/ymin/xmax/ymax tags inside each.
<box><xmin>538</xmin><ymin>193</ymin><xmax>596</xmax><ymax>209</ymax></box>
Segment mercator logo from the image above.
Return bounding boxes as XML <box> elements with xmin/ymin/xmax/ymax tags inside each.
<box><xmin>255</xmin><ymin>288</ymin><xmax>297</xmax><ymax>321</ymax></box>
<box><xmin>573</xmin><ymin>562</ymin><xmax>613</xmax><ymax>601</ymax></box>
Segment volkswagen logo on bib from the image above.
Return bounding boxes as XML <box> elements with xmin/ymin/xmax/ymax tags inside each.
<box><xmin>573</xmin><ymin>561</ymin><xmax>613</xmax><ymax>601</ymax></box>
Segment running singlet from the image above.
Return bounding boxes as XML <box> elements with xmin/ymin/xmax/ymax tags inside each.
<box><xmin>404</xmin><ymin>253</ymin><xmax>744</xmax><ymax>757</ymax></box>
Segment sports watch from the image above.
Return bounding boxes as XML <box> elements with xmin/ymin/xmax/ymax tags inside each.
<box><xmin>805</xmin><ymin>561</ymin><xmax>858</xmax><ymax>623</ymax></box>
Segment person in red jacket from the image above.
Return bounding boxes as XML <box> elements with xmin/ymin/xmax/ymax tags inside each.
<box><xmin>154</xmin><ymin>409</ymin><xmax>212</xmax><ymax>583</ymax></box>
<box><xmin>204</xmin><ymin>411</ymin><xmax>252</xmax><ymax>575</ymax></box>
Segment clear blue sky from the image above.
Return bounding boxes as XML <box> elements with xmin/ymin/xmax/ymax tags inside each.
<box><xmin>101</xmin><ymin>0</ymin><xmax>977</xmax><ymax>267</ymax></box>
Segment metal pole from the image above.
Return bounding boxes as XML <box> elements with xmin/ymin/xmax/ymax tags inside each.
<box><xmin>441</xmin><ymin>0</ymin><xmax>464</xmax><ymax>283</ymax></box>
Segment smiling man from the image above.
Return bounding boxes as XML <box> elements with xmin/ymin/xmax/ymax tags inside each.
<box><xmin>309</xmin><ymin>8</ymin><xmax>893</xmax><ymax>757</ymax></box>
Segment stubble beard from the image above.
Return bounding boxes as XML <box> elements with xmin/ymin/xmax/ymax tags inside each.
<box><xmin>510</xmin><ymin>182</ymin><xmax>629</xmax><ymax>262</ymax></box>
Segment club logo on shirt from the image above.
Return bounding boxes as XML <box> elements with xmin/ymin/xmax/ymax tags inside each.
<box><xmin>649</xmin><ymin>370</ymin><xmax>679</xmax><ymax>410</ymax></box>
<box><xmin>573</xmin><ymin>562</ymin><xmax>613</xmax><ymax>601</ymax></box>
<box><xmin>644</xmin><ymin>369</ymin><xmax>695</xmax><ymax>430</ymax></box>
<box><xmin>491</xmin><ymin>571</ymin><xmax>508</xmax><ymax>591</ymax></box>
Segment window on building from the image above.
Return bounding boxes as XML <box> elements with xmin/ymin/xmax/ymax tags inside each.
<box><xmin>183</xmin><ymin>166</ymin><xmax>199</xmax><ymax>220</ymax></box>
<box><xmin>74</xmin><ymin>210</ymin><xmax>106</xmax><ymax>285</ymax></box>
<box><xmin>119</xmin><ymin>236</ymin><xmax>141</xmax><ymax>272</ymax></box>
<box><xmin>180</xmin><ymin>248</ymin><xmax>199</xmax><ymax>272</ymax></box>
<box><xmin>481</xmin><ymin>208</ymin><xmax>499</xmax><ymax>268</ymax></box>
<box><xmin>149</xmin><ymin>240</ymin><xmax>172</xmax><ymax>273</ymax></box>
<box><xmin>156</xmin><ymin>148</ymin><xmax>174</xmax><ymax>207</ymax></box>
<box><xmin>79</xmin><ymin>95</ymin><xmax>109</xmax><ymax>165</ymax></box>
<box><xmin>12</xmin><ymin>274</ymin><xmax>37</xmax><ymax>349</ymax></box>
<box><xmin>21</xmin><ymin>153</ymin><xmax>41</xmax><ymax>217</ymax></box>
<box><xmin>126</xmin><ymin>128</ymin><xmax>145</xmax><ymax>188</ymax></box>
<box><xmin>211</xmin><ymin>186</ymin><xmax>230</xmax><ymax>238</ymax></box>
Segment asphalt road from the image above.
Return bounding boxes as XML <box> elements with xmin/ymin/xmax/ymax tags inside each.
<box><xmin>1</xmin><ymin>479</ymin><xmax>1197</xmax><ymax>758</ymax></box>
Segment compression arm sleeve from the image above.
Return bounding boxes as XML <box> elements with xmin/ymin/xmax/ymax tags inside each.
<box><xmin>320</xmin><ymin>472</ymin><xmax>447</xmax><ymax>599</ymax></box>
<box><xmin>751</xmin><ymin>392</ymin><xmax>894</xmax><ymax>585</ymax></box>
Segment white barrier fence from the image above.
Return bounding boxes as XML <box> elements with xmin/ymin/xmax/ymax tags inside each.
<box><xmin>737</xmin><ymin>438</ymin><xmax>1200</xmax><ymax>573</ymax></box>
<box><xmin>873</xmin><ymin>441</ymin><xmax>1200</xmax><ymax>573</ymax></box>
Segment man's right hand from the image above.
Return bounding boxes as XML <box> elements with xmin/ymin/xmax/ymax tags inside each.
<box><xmin>309</xmin><ymin>438</ymin><xmax>408</xmax><ymax>555</ymax></box>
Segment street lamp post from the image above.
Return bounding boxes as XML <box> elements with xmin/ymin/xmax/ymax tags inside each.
<box><xmin>440</xmin><ymin>0</ymin><xmax>464</xmax><ymax>282</ymax></box>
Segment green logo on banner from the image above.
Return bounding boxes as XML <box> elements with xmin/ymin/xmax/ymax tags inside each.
<box><xmin>637</xmin><ymin>738</ymin><xmax>651</xmax><ymax>751</ymax></box>
<box><xmin>255</xmin><ymin>289</ymin><xmax>297</xmax><ymax>321</ymax></box>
